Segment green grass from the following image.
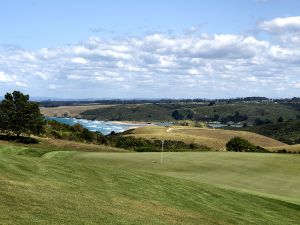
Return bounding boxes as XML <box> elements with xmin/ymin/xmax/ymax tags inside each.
<box><xmin>73</xmin><ymin>152</ymin><xmax>300</xmax><ymax>204</ymax></box>
<box><xmin>0</xmin><ymin>143</ymin><xmax>299</xmax><ymax>224</ymax></box>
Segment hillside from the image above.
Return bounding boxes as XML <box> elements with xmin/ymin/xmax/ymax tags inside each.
<box><xmin>125</xmin><ymin>126</ymin><xmax>286</xmax><ymax>150</ymax></box>
<box><xmin>246</xmin><ymin>120</ymin><xmax>300</xmax><ymax>145</ymax></box>
<box><xmin>0</xmin><ymin>144</ymin><xmax>299</xmax><ymax>224</ymax></box>
<box><xmin>40</xmin><ymin>104</ymin><xmax>114</xmax><ymax>117</ymax></box>
<box><xmin>78</xmin><ymin>102</ymin><xmax>300</xmax><ymax>123</ymax></box>
<box><xmin>79</xmin><ymin>103</ymin><xmax>180</xmax><ymax>121</ymax></box>
<box><xmin>193</xmin><ymin>103</ymin><xmax>300</xmax><ymax>123</ymax></box>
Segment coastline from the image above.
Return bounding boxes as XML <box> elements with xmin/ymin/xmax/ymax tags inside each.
<box><xmin>109</xmin><ymin>120</ymin><xmax>154</xmax><ymax>126</ymax></box>
<box><xmin>46</xmin><ymin>116</ymin><xmax>173</xmax><ymax>131</ymax></box>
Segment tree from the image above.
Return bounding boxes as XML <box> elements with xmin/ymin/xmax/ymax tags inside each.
<box><xmin>226</xmin><ymin>137</ymin><xmax>267</xmax><ymax>152</ymax></box>
<box><xmin>187</xmin><ymin>111</ymin><xmax>194</xmax><ymax>120</ymax></box>
<box><xmin>277</xmin><ymin>116</ymin><xmax>284</xmax><ymax>123</ymax></box>
<box><xmin>254</xmin><ymin>118</ymin><xmax>272</xmax><ymax>126</ymax></box>
<box><xmin>0</xmin><ymin>91</ymin><xmax>45</xmax><ymax>137</ymax></box>
<box><xmin>171</xmin><ymin>110</ymin><xmax>183</xmax><ymax>120</ymax></box>
<box><xmin>208</xmin><ymin>101</ymin><xmax>215</xmax><ymax>106</ymax></box>
<box><xmin>226</xmin><ymin>137</ymin><xmax>255</xmax><ymax>152</ymax></box>
<box><xmin>213</xmin><ymin>114</ymin><xmax>220</xmax><ymax>121</ymax></box>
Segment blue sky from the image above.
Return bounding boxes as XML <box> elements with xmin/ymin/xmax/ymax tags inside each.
<box><xmin>0</xmin><ymin>0</ymin><xmax>300</xmax><ymax>98</ymax></box>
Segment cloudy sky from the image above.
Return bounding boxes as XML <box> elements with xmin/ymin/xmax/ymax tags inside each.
<box><xmin>1</xmin><ymin>0</ymin><xmax>300</xmax><ymax>99</ymax></box>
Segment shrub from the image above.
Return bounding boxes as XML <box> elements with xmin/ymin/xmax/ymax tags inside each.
<box><xmin>226</xmin><ymin>137</ymin><xmax>268</xmax><ymax>152</ymax></box>
<box><xmin>277</xmin><ymin>149</ymin><xmax>287</xmax><ymax>153</ymax></box>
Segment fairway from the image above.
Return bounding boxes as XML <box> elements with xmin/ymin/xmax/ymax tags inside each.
<box><xmin>0</xmin><ymin>147</ymin><xmax>299</xmax><ymax>225</ymax></box>
<box><xmin>72</xmin><ymin>151</ymin><xmax>300</xmax><ymax>204</ymax></box>
<box><xmin>127</xmin><ymin>126</ymin><xmax>286</xmax><ymax>150</ymax></box>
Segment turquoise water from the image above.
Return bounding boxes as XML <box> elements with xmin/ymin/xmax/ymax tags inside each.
<box><xmin>47</xmin><ymin>117</ymin><xmax>170</xmax><ymax>135</ymax></box>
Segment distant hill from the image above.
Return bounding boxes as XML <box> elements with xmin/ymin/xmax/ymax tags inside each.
<box><xmin>80</xmin><ymin>103</ymin><xmax>184</xmax><ymax>122</ymax></box>
<box><xmin>79</xmin><ymin>102</ymin><xmax>300</xmax><ymax>123</ymax></box>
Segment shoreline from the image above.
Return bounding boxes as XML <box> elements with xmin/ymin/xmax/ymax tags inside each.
<box><xmin>47</xmin><ymin>116</ymin><xmax>157</xmax><ymax>127</ymax></box>
<box><xmin>109</xmin><ymin>120</ymin><xmax>154</xmax><ymax>126</ymax></box>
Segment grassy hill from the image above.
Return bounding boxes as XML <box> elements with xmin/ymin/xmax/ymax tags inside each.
<box><xmin>246</xmin><ymin>120</ymin><xmax>300</xmax><ymax>145</ymax></box>
<box><xmin>0</xmin><ymin>143</ymin><xmax>299</xmax><ymax>224</ymax></box>
<box><xmin>78</xmin><ymin>102</ymin><xmax>300</xmax><ymax>123</ymax></box>
<box><xmin>79</xmin><ymin>103</ymin><xmax>179</xmax><ymax>121</ymax></box>
<box><xmin>125</xmin><ymin>126</ymin><xmax>286</xmax><ymax>150</ymax></box>
<box><xmin>193</xmin><ymin>103</ymin><xmax>300</xmax><ymax>123</ymax></box>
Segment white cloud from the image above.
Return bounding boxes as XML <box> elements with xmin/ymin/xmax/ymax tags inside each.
<box><xmin>67</xmin><ymin>74</ymin><xmax>82</xmax><ymax>80</ymax></box>
<box><xmin>15</xmin><ymin>81</ymin><xmax>28</xmax><ymax>87</ymax></box>
<box><xmin>0</xmin><ymin>22</ymin><xmax>300</xmax><ymax>98</ymax></box>
<box><xmin>70</xmin><ymin>57</ymin><xmax>88</xmax><ymax>64</ymax></box>
<box><xmin>0</xmin><ymin>71</ymin><xmax>13</xmax><ymax>82</ymax></box>
<box><xmin>259</xmin><ymin>16</ymin><xmax>300</xmax><ymax>33</ymax></box>
<box><xmin>48</xmin><ymin>84</ymin><xmax>57</xmax><ymax>90</ymax></box>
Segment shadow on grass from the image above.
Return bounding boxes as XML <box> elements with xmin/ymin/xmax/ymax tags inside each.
<box><xmin>0</xmin><ymin>134</ymin><xmax>39</xmax><ymax>144</ymax></box>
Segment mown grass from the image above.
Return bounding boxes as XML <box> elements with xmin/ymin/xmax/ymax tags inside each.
<box><xmin>73</xmin><ymin>151</ymin><xmax>300</xmax><ymax>204</ymax></box>
<box><xmin>126</xmin><ymin>126</ymin><xmax>286</xmax><ymax>150</ymax></box>
<box><xmin>0</xmin><ymin>146</ymin><xmax>299</xmax><ymax>224</ymax></box>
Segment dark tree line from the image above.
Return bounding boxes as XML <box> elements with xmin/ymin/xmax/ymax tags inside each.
<box><xmin>0</xmin><ymin>91</ymin><xmax>44</xmax><ymax>137</ymax></box>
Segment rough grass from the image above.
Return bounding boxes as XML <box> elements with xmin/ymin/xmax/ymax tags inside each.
<box><xmin>0</xmin><ymin>147</ymin><xmax>299</xmax><ymax>224</ymax></box>
<box><xmin>0</xmin><ymin>137</ymin><xmax>127</xmax><ymax>157</ymax></box>
<box><xmin>269</xmin><ymin>144</ymin><xmax>300</xmax><ymax>153</ymax></box>
<box><xmin>126</xmin><ymin>126</ymin><xmax>286</xmax><ymax>150</ymax></box>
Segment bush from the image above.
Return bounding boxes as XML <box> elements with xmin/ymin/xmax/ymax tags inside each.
<box><xmin>277</xmin><ymin>149</ymin><xmax>287</xmax><ymax>153</ymax></box>
<box><xmin>226</xmin><ymin>137</ymin><xmax>268</xmax><ymax>152</ymax></box>
<box><xmin>254</xmin><ymin>118</ymin><xmax>272</xmax><ymax>126</ymax></box>
<box><xmin>106</xmin><ymin>135</ymin><xmax>210</xmax><ymax>152</ymax></box>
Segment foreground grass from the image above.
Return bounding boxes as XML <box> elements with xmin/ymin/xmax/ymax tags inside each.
<box><xmin>0</xmin><ymin>151</ymin><xmax>299</xmax><ymax>224</ymax></box>
<box><xmin>73</xmin><ymin>151</ymin><xmax>300</xmax><ymax>204</ymax></box>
